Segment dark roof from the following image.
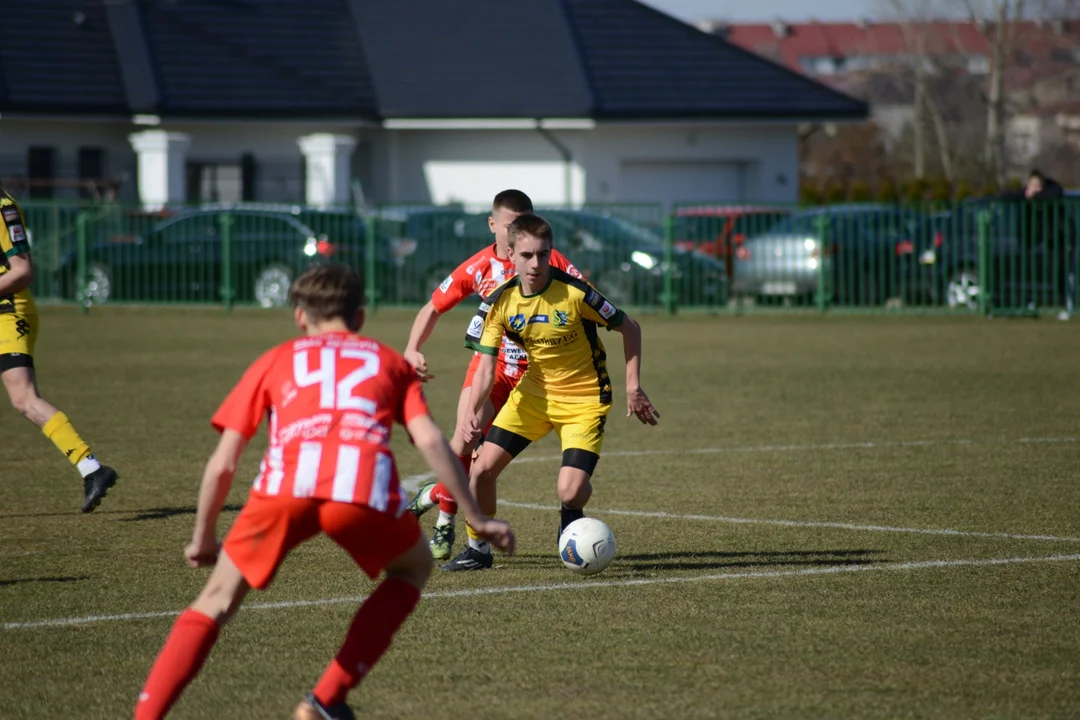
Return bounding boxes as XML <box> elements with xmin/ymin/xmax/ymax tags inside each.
<box><xmin>0</xmin><ymin>0</ymin><xmax>866</xmax><ymax>121</ymax></box>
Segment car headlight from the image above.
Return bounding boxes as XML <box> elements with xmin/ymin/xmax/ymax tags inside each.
<box><xmin>631</xmin><ymin>251</ymin><xmax>658</xmax><ymax>270</ymax></box>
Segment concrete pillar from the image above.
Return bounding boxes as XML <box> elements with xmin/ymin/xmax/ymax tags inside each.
<box><xmin>298</xmin><ymin>133</ymin><xmax>357</xmax><ymax>207</ymax></box>
<box><xmin>128</xmin><ymin>130</ymin><xmax>190</xmax><ymax>209</ymax></box>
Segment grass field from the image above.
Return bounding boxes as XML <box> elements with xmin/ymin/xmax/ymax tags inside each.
<box><xmin>1</xmin><ymin>306</ymin><xmax>1079</xmax><ymax>719</ymax></box>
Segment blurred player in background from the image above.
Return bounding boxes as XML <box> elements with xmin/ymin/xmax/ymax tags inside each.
<box><xmin>444</xmin><ymin>212</ymin><xmax>658</xmax><ymax>571</ymax></box>
<box><xmin>134</xmin><ymin>265</ymin><xmax>514</xmax><ymax>720</ymax></box>
<box><xmin>0</xmin><ymin>187</ymin><xmax>118</xmax><ymax>512</ymax></box>
<box><xmin>403</xmin><ymin>189</ymin><xmax>581</xmax><ymax>560</ymax></box>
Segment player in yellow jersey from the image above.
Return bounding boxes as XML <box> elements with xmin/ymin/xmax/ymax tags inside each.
<box><xmin>0</xmin><ymin>188</ymin><xmax>118</xmax><ymax>511</ymax></box>
<box><xmin>442</xmin><ymin>212</ymin><xmax>659</xmax><ymax>571</ymax></box>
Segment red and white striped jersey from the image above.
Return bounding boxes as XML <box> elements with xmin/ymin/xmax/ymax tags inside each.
<box><xmin>211</xmin><ymin>331</ymin><xmax>429</xmax><ymax>513</ymax></box>
<box><xmin>431</xmin><ymin>244</ymin><xmax>581</xmax><ymax>375</ymax></box>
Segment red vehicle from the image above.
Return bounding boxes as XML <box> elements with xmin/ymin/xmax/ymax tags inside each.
<box><xmin>671</xmin><ymin>206</ymin><xmax>791</xmax><ymax>279</ymax></box>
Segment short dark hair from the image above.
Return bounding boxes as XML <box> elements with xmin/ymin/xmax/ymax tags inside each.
<box><xmin>507</xmin><ymin>213</ymin><xmax>554</xmax><ymax>249</ymax></box>
<box><xmin>288</xmin><ymin>264</ymin><xmax>364</xmax><ymax>329</ymax></box>
<box><xmin>492</xmin><ymin>189</ymin><xmax>533</xmax><ymax>214</ymax></box>
<box><xmin>1029</xmin><ymin>169</ymin><xmax>1045</xmax><ymax>182</ymax></box>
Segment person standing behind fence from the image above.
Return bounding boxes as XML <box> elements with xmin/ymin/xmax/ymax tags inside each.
<box><xmin>1024</xmin><ymin>170</ymin><xmax>1074</xmax><ymax>320</ymax></box>
<box><xmin>0</xmin><ymin>187</ymin><xmax>119</xmax><ymax>511</ymax></box>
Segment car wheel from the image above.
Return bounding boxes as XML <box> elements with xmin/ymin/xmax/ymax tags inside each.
<box><xmin>81</xmin><ymin>262</ymin><xmax>112</xmax><ymax>306</ymax></box>
<box><xmin>946</xmin><ymin>267</ymin><xmax>979</xmax><ymax>310</ymax></box>
<box><xmin>253</xmin><ymin>263</ymin><xmax>293</xmax><ymax>308</ymax></box>
<box><xmin>596</xmin><ymin>269</ymin><xmax>634</xmax><ymax>306</ymax></box>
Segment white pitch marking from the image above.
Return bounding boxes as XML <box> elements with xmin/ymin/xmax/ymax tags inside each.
<box><xmin>497</xmin><ymin>501</ymin><xmax>1080</xmax><ymax>543</ymax></box>
<box><xmin>4</xmin><ymin>553</ymin><xmax>1079</xmax><ymax>631</ymax></box>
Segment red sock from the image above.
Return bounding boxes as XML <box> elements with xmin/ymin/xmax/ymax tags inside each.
<box><xmin>312</xmin><ymin>578</ymin><xmax>422</xmax><ymax>707</ymax></box>
<box><xmin>435</xmin><ymin>478</ymin><xmax>459</xmax><ymax>515</ymax></box>
<box><xmin>135</xmin><ymin>610</ymin><xmax>220</xmax><ymax>720</ymax></box>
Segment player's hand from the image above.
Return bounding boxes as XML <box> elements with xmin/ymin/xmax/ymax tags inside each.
<box><xmin>627</xmin><ymin>385</ymin><xmax>660</xmax><ymax>426</ymax></box>
<box><xmin>405</xmin><ymin>349</ymin><xmax>434</xmax><ymax>382</ymax></box>
<box><xmin>468</xmin><ymin>517</ymin><xmax>516</xmax><ymax>555</ymax></box>
<box><xmin>463</xmin><ymin>412</ymin><xmax>484</xmax><ymax>444</ymax></box>
<box><xmin>184</xmin><ymin>537</ymin><xmax>220</xmax><ymax>568</ymax></box>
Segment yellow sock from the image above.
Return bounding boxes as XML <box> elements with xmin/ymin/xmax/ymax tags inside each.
<box><xmin>466</xmin><ymin>519</ymin><xmax>492</xmax><ymax>552</ymax></box>
<box><xmin>42</xmin><ymin>412</ymin><xmax>100</xmax><ymax>477</ymax></box>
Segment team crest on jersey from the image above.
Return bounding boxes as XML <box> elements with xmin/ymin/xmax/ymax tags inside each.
<box><xmin>553</xmin><ymin>310</ymin><xmax>568</xmax><ymax>327</ymax></box>
<box><xmin>509</xmin><ymin>314</ymin><xmax>526</xmax><ymax>332</ymax></box>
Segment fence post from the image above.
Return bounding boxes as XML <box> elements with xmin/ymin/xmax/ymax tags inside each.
<box><xmin>814</xmin><ymin>215</ymin><xmax>829</xmax><ymax>315</ymax></box>
<box><xmin>662</xmin><ymin>212</ymin><xmax>675</xmax><ymax>315</ymax></box>
<box><xmin>364</xmin><ymin>210</ymin><xmax>378</xmax><ymax>312</ymax></box>
<box><xmin>219</xmin><ymin>212</ymin><xmax>234</xmax><ymax>312</ymax></box>
<box><xmin>976</xmin><ymin>210</ymin><xmax>990</xmax><ymax>316</ymax></box>
<box><xmin>76</xmin><ymin>211</ymin><xmax>89</xmax><ymax>315</ymax></box>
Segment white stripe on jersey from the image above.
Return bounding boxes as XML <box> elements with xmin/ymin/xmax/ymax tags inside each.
<box><xmin>265</xmin><ymin>446</ymin><xmax>285</xmax><ymax>496</ymax></box>
<box><xmin>332</xmin><ymin>446</ymin><xmax>361</xmax><ymax>502</ymax></box>
<box><xmin>292</xmin><ymin>442</ymin><xmax>323</xmax><ymax>498</ymax></box>
<box><xmin>368</xmin><ymin>452</ymin><xmax>392</xmax><ymax>512</ymax></box>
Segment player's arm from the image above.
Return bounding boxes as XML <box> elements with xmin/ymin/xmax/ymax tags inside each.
<box><xmin>186</xmin><ymin>429</ymin><xmax>248</xmax><ymax>567</ymax></box>
<box><xmin>406</xmin><ymin>413</ymin><xmax>514</xmax><ymax>552</ymax></box>
<box><xmin>405</xmin><ymin>264</ymin><xmax>476</xmax><ymax>380</ymax></box>
<box><xmin>0</xmin><ymin>251</ymin><xmax>34</xmax><ymax>295</ymax></box>
<box><xmin>610</xmin><ymin>314</ymin><xmax>658</xmax><ymax>425</ymax></box>
<box><xmin>579</xmin><ymin>287</ymin><xmax>659</xmax><ymax>426</ymax></box>
<box><xmin>404</xmin><ymin>301</ymin><xmax>440</xmax><ymax>381</ymax></box>
<box><xmin>462</xmin><ymin>297</ymin><xmax>504</xmax><ymax>440</ymax></box>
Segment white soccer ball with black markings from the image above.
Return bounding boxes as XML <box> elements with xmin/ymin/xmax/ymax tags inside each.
<box><xmin>558</xmin><ymin>518</ymin><xmax>616</xmax><ymax>575</ymax></box>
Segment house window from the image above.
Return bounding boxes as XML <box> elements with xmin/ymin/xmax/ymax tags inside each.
<box><xmin>27</xmin><ymin>146</ymin><xmax>55</xmax><ymax>199</ymax></box>
<box><xmin>966</xmin><ymin>55</ymin><xmax>990</xmax><ymax>74</ymax></box>
<box><xmin>78</xmin><ymin>147</ymin><xmax>105</xmax><ymax>199</ymax></box>
<box><xmin>187</xmin><ymin>162</ymin><xmax>243</xmax><ymax>203</ymax></box>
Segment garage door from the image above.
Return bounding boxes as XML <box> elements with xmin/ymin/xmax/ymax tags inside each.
<box><xmin>619</xmin><ymin>160</ymin><xmax>745</xmax><ymax>209</ymax></box>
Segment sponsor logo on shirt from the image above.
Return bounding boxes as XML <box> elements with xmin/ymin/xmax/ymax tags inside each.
<box><xmin>1</xmin><ymin>208</ymin><xmax>19</xmax><ymax>224</ymax></box>
<box><xmin>467</xmin><ymin>316</ymin><xmax>484</xmax><ymax>339</ymax></box>
<box><xmin>479</xmin><ymin>302</ymin><xmax>491</xmax><ymax>312</ymax></box>
<box><xmin>528</xmin><ymin>314</ymin><xmax>549</xmax><ymax>325</ymax></box>
<box><xmin>599</xmin><ymin>301</ymin><xmax>617</xmax><ymax>320</ymax></box>
<box><xmin>585</xmin><ymin>289</ymin><xmax>600</xmax><ymax>306</ymax></box>
<box><xmin>10</xmin><ymin>224</ymin><xmax>26</xmax><ymax>244</ymax></box>
<box><xmin>439</xmin><ymin>275</ymin><xmax>453</xmax><ymax>293</ymax></box>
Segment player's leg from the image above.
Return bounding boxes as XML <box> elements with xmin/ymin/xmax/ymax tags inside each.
<box><xmin>136</xmin><ymin>496</ymin><xmax>317</xmax><ymax>720</ymax></box>
<box><xmin>297</xmin><ymin>504</ymin><xmax>428</xmax><ymax>720</ymax></box>
<box><xmin>553</xmin><ymin>403</ymin><xmax>610</xmax><ymax>541</ymax></box>
<box><xmin>0</xmin><ymin>314</ymin><xmax>117</xmax><ymax>512</ymax></box>
<box><xmin>442</xmin><ymin>389</ymin><xmax>547</xmax><ymax>572</ymax></box>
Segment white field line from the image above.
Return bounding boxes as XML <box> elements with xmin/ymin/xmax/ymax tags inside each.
<box><xmin>400</xmin><ymin>437</ymin><xmax>1080</xmax><ymax>543</ymax></box>
<box><xmin>4</xmin><ymin>553</ymin><xmax>1079</xmax><ymax>632</ymax></box>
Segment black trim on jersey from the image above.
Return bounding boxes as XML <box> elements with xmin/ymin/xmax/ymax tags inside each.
<box><xmin>485</xmin><ymin>426</ymin><xmax>532</xmax><ymax>458</ymax></box>
<box><xmin>0</xmin><ymin>352</ymin><xmax>33</xmax><ymax>373</ymax></box>
<box><xmin>463</xmin><ymin>277</ymin><xmax>520</xmax><ymax>351</ymax></box>
<box><xmin>562</xmin><ymin>448</ymin><xmax>600</xmax><ymax>474</ymax></box>
<box><xmin>0</xmin><ymin>296</ymin><xmax>13</xmax><ymax>314</ymax></box>
<box><xmin>582</xmin><ymin>320</ymin><xmax>613</xmax><ymax>403</ymax></box>
<box><xmin>551</xmin><ymin>267</ymin><xmax>625</xmax><ymax>330</ymax></box>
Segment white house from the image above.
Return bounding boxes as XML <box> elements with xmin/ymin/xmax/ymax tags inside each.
<box><xmin>0</xmin><ymin>0</ymin><xmax>867</xmax><ymax>211</ymax></box>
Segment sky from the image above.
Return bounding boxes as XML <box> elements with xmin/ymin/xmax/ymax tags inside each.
<box><xmin>636</xmin><ymin>0</ymin><xmax>969</xmax><ymax>24</ymax></box>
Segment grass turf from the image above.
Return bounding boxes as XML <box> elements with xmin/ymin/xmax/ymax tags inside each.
<box><xmin>1</xmin><ymin>306</ymin><xmax>1078</xmax><ymax>719</ymax></box>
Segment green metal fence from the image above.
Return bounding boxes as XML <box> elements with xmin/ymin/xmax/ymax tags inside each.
<box><xmin>19</xmin><ymin>198</ymin><xmax>1079</xmax><ymax>317</ymax></box>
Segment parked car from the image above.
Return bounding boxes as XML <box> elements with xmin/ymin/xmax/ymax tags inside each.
<box><xmin>732</xmin><ymin>204</ymin><xmax>931</xmax><ymax>306</ymax></box>
<box><xmin>671</xmin><ymin>206</ymin><xmax>790</xmax><ymax>281</ymax></box>
<box><xmin>57</xmin><ymin>206</ymin><xmax>412</xmax><ymax>306</ymax></box>
<box><xmin>911</xmin><ymin>195</ymin><xmax>1079</xmax><ymax>310</ymax></box>
<box><xmin>430</xmin><ymin>209</ymin><xmax>728</xmax><ymax>307</ymax></box>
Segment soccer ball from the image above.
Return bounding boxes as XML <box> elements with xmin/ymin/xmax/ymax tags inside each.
<box><xmin>558</xmin><ymin>517</ymin><xmax>616</xmax><ymax>575</ymax></box>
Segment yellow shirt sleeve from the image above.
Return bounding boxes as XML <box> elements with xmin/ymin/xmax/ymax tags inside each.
<box><xmin>579</xmin><ymin>285</ymin><xmax>625</xmax><ymax>329</ymax></box>
<box><xmin>0</xmin><ymin>199</ymin><xmax>31</xmax><ymax>258</ymax></box>
<box><xmin>464</xmin><ymin>298</ymin><xmax>504</xmax><ymax>356</ymax></box>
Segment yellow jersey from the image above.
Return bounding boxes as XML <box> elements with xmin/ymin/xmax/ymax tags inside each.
<box><xmin>465</xmin><ymin>268</ymin><xmax>625</xmax><ymax>404</ymax></box>
<box><xmin>0</xmin><ymin>190</ymin><xmax>35</xmax><ymax>315</ymax></box>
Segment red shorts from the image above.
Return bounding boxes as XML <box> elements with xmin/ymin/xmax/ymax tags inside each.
<box><xmin>463</xmin><ymin>354</ymin><xmax>521</xmax><ymax>424</ymax></box>
<box><xmin>222</xmin><ymin>494</ymin><xmax>421</xmax><ymax>590</ymax></box>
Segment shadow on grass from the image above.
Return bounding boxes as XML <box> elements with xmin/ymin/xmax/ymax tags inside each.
<box><xmin>506</xmin><ymin>548</ymin><xmax>887</xmax><ymax>572</ymax></box>
<box><xmin>0</xmin><ymin>575</ymin><xmax>91</xmax><ymax>587</ymax></box>
<box><xmin>0</xmin><ymin>504</ymin><xmax>244</xmax><ymax>521</ymax></box>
